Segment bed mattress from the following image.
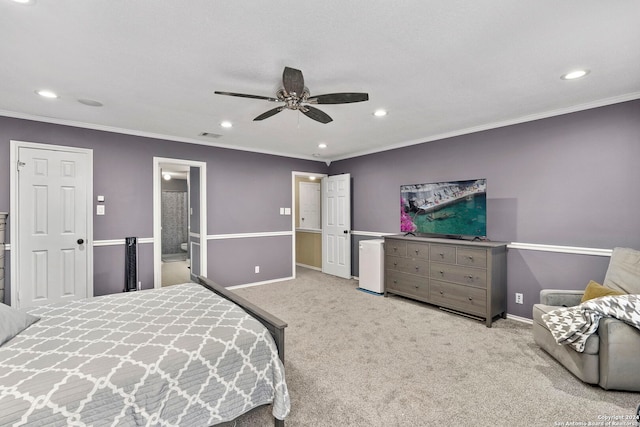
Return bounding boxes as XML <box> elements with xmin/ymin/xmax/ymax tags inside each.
<box><xmin>0</xmin><ymin>283</ymin><xmax>289</xmax><ymax>426</ymax></box>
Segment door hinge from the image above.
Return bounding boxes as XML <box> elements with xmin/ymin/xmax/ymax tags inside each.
<box><xmin>16</xmin><ymin>161</ymin><xmax>26</xmax><ymax>171</ymax></box>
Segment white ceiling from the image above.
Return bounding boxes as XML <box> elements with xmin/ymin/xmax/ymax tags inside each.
<box><xmin>1</xmin><ymin>1</ymin><xmax>639</xmax><ymax>162</ymax></box>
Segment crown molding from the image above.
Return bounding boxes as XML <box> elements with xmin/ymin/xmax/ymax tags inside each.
<box><xmin>2</xmin><ymin>91</ymin><xmax>639</xmax><ymax>164</ymax></box>
<box><xmin>0</xmin><ymin>109</ymin><xmax>323</xmax><ymax>162</ymax></box>
<box><xmin>329</xmin><ymin>92</ymin><xmax>640</xmax><ymax>162</ymax></box>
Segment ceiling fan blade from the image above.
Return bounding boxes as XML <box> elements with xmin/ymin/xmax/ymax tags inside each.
<box><xmin>254</xmin><ymin>106</ymin><xmax>284</xmax><ymax>121</ymax></box>
<box><xmin>301</xmin><ymin>106</ymin><xmax>333</xmax><ymax>124</ymax></box>
<box><xmin>282</xmin><ymin>67</ymin><xmax>305</xmax><ymax>97</ymax></box>
<box><xmin>215</xmin><ymin>91</ymin><xmax>279</xmax><ymax>102</ymax></box>
<box><xmin>307</xmin><ymin>92</ymin><xmax>369</xmax><ymax>104</ymax></box>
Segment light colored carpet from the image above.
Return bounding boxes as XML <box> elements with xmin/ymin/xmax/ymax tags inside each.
<box><xmin>222</xmin><ymin>268</ymin><xmax>639</xmax><ymax>426</ymax></box>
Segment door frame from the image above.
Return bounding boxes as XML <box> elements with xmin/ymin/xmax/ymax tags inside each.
<box><xmin>10</xmin><ymin>140</ymin><xmax>94</xmax><ymax>308</ymax></box>
<box><xmin>153</xmin><ymin>157</ymin><xmax>207</xmax><ymax>287</ymax></box>
<box><xmin>291</xmin><ymin>171</ymin><xmax>327</xmax><ymax>278</ymax></box>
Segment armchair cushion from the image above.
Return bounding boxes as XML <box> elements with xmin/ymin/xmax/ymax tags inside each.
<box><xmin>580</xmin><ymin>280</ymin><xmax>624</xmax><ymax>303</ymax></box>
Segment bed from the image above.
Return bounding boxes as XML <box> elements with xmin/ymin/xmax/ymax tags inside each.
<box><xmin>0</xmin><ymin>276</ymin><xmax>289</xmax><ymax>426</ymax></box>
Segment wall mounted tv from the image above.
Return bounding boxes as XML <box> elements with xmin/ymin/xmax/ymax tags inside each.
<box><xmin>400</xmin><ymin>179</ymin><xmax>487</xmax><ymax>240</ymax></box>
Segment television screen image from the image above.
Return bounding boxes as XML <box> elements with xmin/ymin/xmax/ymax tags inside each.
<box><xmin>400</xmin><ymin>179</ymin><xmax>487</xmax><ymax>239</ymax></box>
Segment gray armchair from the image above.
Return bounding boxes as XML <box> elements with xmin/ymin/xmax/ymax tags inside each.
<box><xmin>532</xmin><ymin>247</ymin><xmax>640</xmax><ymax>391</ymax></box>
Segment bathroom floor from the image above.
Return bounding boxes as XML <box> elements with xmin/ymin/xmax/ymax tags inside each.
<box><xmin>161</xmin><ymin>259</ymin><xmax>190</xmax><ymax>286</ymax></box>
<box><xmin>161</xmin><ymin>253</ymin><xmax>187</xmax><ymax>262</ymax></box>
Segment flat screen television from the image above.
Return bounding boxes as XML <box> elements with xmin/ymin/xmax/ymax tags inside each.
<box><xmin>400</xmin><ymin>179</ymin><xmax>487</xmax><ymax>240</ymax></box>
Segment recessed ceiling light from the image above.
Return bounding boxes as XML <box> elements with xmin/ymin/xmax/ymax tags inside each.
<box><xmin>318</xmin><ymin>143</ymin><xmax>327</xmax><ymax>149</ymax></box>
<box><xmin>220</xmin><ymin>121</ymin><xmax>232</xmax><ymax>128</ymax></box>
<box><xmin>35</xmin><ymin>89</ymin><xmax>58</xmax><ymax>99</ymax></box>
<box><xmin>373</xmin><ymin>109</ymin><xmax>387</xmax><ymax>117</ymax></box>
<box><xmin>163</xmin><ymin>173</ymin><xmax>172</xmax><ymax>181</ymax></box>
<box><xmin>11</xmin><ymin>0</ymin><xmax>35</xmax><ymax>4</ymax></box>
<box><xmin>309</xmin><ymin>176</ymin><xmax>317</xmax><ymax>181</ymax></box>
<box><xmin>561</xmin><ymin>69</ymin><xmax>590</xmax><ymax>80</ymax></box>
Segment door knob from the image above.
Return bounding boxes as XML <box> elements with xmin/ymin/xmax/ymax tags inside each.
<box><xmin>77</xmin><ymin>238</ymin><xmax>84</xmax><ymax>245</ymax></box>
<box><xmin>343</xmin><ymin>230</ymin><xmax>349</xmax><ymax>234</ymax></box>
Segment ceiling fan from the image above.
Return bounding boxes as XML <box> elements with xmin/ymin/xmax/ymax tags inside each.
<box><xmin>215</xmin><ymin>67</ymin><xmax>369</xmax><ymax>124</ymax></box>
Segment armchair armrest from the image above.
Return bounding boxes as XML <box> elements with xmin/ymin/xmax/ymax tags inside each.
<box><xmin>598</xmin><ymin>318</ymin><xmax>640</xmax><ymax>391</ymax></box>
<box><xmin>539</xmin><ymin>289</ymin><xmax>584</xmax><ymax>307</ymax></box>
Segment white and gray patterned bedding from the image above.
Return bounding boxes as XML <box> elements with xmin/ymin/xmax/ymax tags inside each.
<box><xmin>0</xmin><ymin>283</ymin><xmax>290</xmax><ymax>426</ymax></box>
<box><xmin>542</xmin><ymin>294</ymin><xmax>640</xmax><ymax>352</ymax></box>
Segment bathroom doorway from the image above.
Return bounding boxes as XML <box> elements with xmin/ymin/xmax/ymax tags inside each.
<box><xmin>153</xmin><ymin>158</ymin><xmax>207</xmax><ymax>288</ymax></box>
<box><xmin>160</xmin><ymin>165</ymin><xmax>190</xmax><ymax>285</ymax></box>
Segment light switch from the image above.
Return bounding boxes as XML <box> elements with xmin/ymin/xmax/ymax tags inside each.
<box><xmin>280</xmin><ymin>207</ymin><xmax>285</xmax><ymax>215</ymax></box>
<box><xmin>284</xmin><ymin>207</ymin><xmax>291</xmax><ymax>215</ymax></box>
<box><xmin>96</xmin><ymin>205</ymin><xmax>105</xmax><ymax>215</ymax></box>
<box><xmin>97</xmin><ymin>195</ymin><xmax>105</xmax><ymax>202</ymax></box>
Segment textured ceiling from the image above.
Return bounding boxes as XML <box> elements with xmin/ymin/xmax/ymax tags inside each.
<box><xmin>1</xmin><ymin>1</ymin><xmax>639</xmax><ymax>162</ymax></box>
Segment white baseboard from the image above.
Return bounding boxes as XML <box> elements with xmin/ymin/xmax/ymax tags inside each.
<box><xmin>506</xmin><ymin>313</ymin><xmax>533</xmax><ymax>324</ymax></box>
<box><xmin>295</xmin><ymin>263</ymin><xmax>321</xmax><ymax>271</ymax></box>
<box><xmin>227</xmin><ymin>276</ymin><xmax>294</xmax><ymax>290</ymax></box>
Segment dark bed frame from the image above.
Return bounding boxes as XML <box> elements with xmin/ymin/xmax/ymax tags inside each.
<box><xmin>197</xmin><ymin>276</ymin><xmax>287</xmax><ymax>427</ymax></box>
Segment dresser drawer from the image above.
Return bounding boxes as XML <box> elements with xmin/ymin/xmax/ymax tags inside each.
<box><xmin>430</xmin><ymin>262</ymin><xmax>487</xmax><ymax>288</ymax></box>
<box><xmin>386</xmin><ymin>256</ymin><xmax>429</xmax><ymax>276</ymax></box>
<box><xmin>430</xmin><ymin>245</ymin><xmax>456</xmax><ymax>264</ymax></box>
<box><xmin>406</xmin><ymin>242</ymin><xmax>429</xmax><ymax>260</ymax></box>
<box><xmin>385</xmin><ymin>240</ymin><xmax>407</xmax><ymax>257</ymax></box>
<box><xmin>457</xmin><ymin>248</ymin><xmax>487</xmax><ymax>268</ymax></box>
<box><xmin>386</xmin><ymin>270</ymin><xmax>429</xmax><ymax>300</ymax></box>
<box><xmin>430</xmin><ymin>280</ymin><xmax>487</xmax><ymax>316</ymax></box>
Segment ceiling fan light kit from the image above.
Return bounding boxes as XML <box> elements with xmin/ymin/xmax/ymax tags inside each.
<box><xmin>215</xmin><ymin>67</ymin><xmax>369</xmax><ymax>124</ymax></box>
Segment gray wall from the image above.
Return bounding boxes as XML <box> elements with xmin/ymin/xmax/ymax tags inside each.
<box><xmin>0</xmin><ymin>116</ymin><xmax>326</xmax><ymax>301</ymax></box>
<box><xmin>330</xmin><ymin>100</ymin><xmax>640</xmax><ymax>318</ymax></box>
<box><xmin>2</xmin><ymin>99</ymin><xmax>639</xmax><ymax>319</ymax></box>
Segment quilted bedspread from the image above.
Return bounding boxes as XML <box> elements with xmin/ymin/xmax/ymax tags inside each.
<box><xmin>0</xmin><ymin>283</ymin><xmax>290</xmax><ymax>426</ymax></box>
<box><xmin>541</xmin><ymin>294</ymin><xmax>640</xmax><ymax>352</ymax></box>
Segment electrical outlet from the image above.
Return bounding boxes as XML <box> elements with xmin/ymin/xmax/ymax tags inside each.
<box><xmin>515</xmin><ymin>293</ymin><xmax>523</xmax><ymax>304</ymax></box>
<box><xmin>255</xmin><ymin>266</ymin><xmax>260</xmax><ymax>274</ymax></box>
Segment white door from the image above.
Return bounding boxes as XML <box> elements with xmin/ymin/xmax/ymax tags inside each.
<box><xmin>15</xmin><ymin>145</ymin><xmax>92</xmax><ymax>308</ymax></box>
<box><xmin>322</xmin><ymin>173</ymin><xmax>351</xmax><ymax>279</ymax></box>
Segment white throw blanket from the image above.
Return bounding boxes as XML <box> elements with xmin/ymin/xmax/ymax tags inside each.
<box><xmin>542</xmin><ymin>294</ymin><xmax>640</xmax><ymax>352</ymax></box>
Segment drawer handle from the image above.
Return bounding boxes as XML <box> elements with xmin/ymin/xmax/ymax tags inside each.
<box><xmin>439</xmin><ymin>291</ymin><xmax>444</xmax><ymax>295</ymax></box>
<box><xmin>439</xmin><ymin>253</ymin><xmax>444</xmax><ymax>257</ymax></box>
<box><xmin>415</xmin><ymin>266</ymin><xmax>420</xmax><ymax>271</ymax></box>
<box><xmin>466</xmin><ymin>275</ymin><xmax>474</xmax><ymax>280</ymax></box>
<box><xmin>393</xmin><ymin>247</ymin><xmax>398</xmax><ymax>251</ymax></box>
<box><xmin>467</xmin><ymin>256</ymin><xmax>474</xmax><ymax>261</ymax></box>
<box><xmin>415</xmin><ymin>249</ymin><xmax>420</xmax><ymax>254</ymax></box>
<box><xmin>393</xmin><ymin>280</ymin><xmax>398</xmax><ymax>284</ymax></box>
<box><xmin>439</xmin><ymin>271</ymin><xmax>444</xmax><ymax>275</ymax></box>
<box><xmin>393</xmin><ymin>262</ymin><xmax>397</xmax><ymax>267</ymax></box>
<box><xmin>468</xmin><ymin>297</ymin><xmax>473</xmax><ymax>301</ymax></box>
